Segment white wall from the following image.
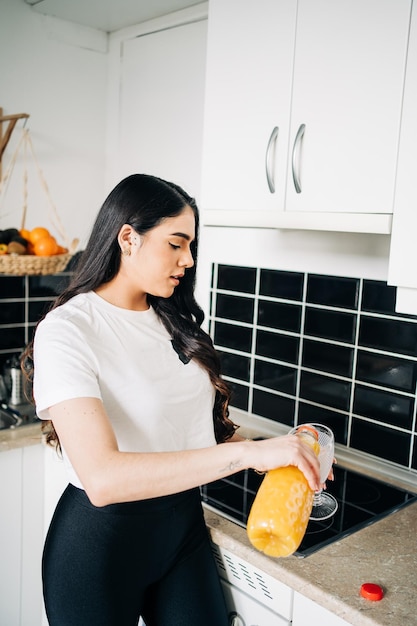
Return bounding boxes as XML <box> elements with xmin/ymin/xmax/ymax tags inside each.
<box><xmin>0</xmin><ymin>0</ymin><xmax>108</xmax><ymax>249</ymax></box>
<box><xmin>196</xmin><ymin>225</ymin><xmax>391</xmax><ymax>319</ymax></box>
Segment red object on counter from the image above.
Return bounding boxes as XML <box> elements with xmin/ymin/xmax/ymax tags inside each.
<box><xmin>360</xmin><ymin>583</ymin><xmax>384</xmax><ymax>601</ymax></box>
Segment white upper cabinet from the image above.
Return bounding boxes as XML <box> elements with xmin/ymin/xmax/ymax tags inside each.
<box><xmin>106</xmin><ymin>5</ymin><xmax>208</xmax><ymax>200</ymax></box>
<box><xmin>201</xmin><ymin>0</ymin><xmax>412</xmax><ymax>233</ymax></box>
<box><xmin>201</xmin><ymin>0</ymin><xmax>296</xmax><ymax>225</ymax></box>
<box><xmin>388</xmin><ymin>1</ymin><xmax>417</xmax><ymax>310</ymax></box>
<box><xmin>116</xmin><ymin>19</ymin><xmax>207</xmax><ymax>197</ymax></box>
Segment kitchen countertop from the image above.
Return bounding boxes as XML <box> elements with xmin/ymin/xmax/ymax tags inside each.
<box><xmin>0</xmin><ymin>421</ymin><xmax>42</xmax><ymax>452</ymax></box>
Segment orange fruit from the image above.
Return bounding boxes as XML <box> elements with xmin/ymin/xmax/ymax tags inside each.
<box><xmin>20</xmin><ymin>228</ymin><xmax>31</xmax><ymax>241</ymax></box>
<box><xmin>29</xmin><ymin>227</ymin><xmax>51</xmax><ymax>245</ymax></box>
<box><xmin>33</xmin><ymin>235</ymin><xmax>59</xmax><ymax>256</ymax></box>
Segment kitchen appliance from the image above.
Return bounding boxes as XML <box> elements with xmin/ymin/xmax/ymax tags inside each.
<box><xmin>201</xmin><ymin>464</ymin><xmax>417</xmax><ymax>558</ymax></box>
<box><xmin>212</xmin><ymin>543</ymin><xmax>292</xmax><ymax>625</ymax></box>
<box><xmin>4</xmin><ymin>354</ymin><xmax>26</xmax><ymax>406</ymax></box>
<box><xmin>10</xmin><ymin>357</ymin><xmax>24</xmax><ymax>405</ymax></box>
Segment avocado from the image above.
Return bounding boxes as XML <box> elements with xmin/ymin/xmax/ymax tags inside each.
<box><xmin>0</xmin><ymin>228</ymin><xmax>19</xmax><ymax>244</ymax></box>
<box><xmin>11</xmin><ymin>234</ymin><xmax>29</xmax><ymax>247</ymax></box>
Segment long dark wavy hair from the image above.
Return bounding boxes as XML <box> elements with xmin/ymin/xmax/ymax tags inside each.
<box><xmin>23</xmin><ymin>174</ymin><xmax>237</xmax><ymax>447</ymax></box>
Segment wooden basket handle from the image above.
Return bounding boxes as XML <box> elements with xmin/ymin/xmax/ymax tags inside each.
<box><xmin>0</xmin><ymin>109</ymin><xmax>30</xmax><ymax>178</ymax></box>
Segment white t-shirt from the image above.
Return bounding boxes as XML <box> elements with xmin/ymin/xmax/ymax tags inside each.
<box><xmin>33</xmin><ymin>291</ymin><xmax>216</xmax><ymax>488</ymax></box>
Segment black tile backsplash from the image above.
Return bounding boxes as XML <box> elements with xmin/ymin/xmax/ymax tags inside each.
<box><xmin>252</xmin><ymin>389</ymin><xmax>295</xmax><ymax>426</ymax></box>
<box><xmin>255</xmin><ymin>329</ymin><xmax>299</xmax><ymax>363</ymax></box>
<box><xmin>306</xmin><ymin>275</ymin><xmax>359</xmax><ymax>309</ymax></box>
<box><xmin>361</xmin><ymin>279</ymin><xmax>398</xmax><ymax>315</ymax></box>
<box><xmin>217</xmin><ymin>264</ymin><xmax>257</xmax><ymax>293</ymax></box>
<box><xmin>0</xmin><ymin>275</ymin><xmax>25</xmax><ymax>298</ymax></box>
<box><xmin>28</xmin><ymin>274</ymin><xmax>71</xmax><ymax>297</ymax></box>
<box><xmin>0</xmin><ymin>326</ymin><xmax>25</xmax><ymax>351</ymax></box>
<box><xmin>355</xmin><ymin>350</ymin><xmax>416</xmax><ymax>393</ymax></box>
<box><xmin>259</xmin><ymin>269</ymin><xmax>304</xmax><ymax>300</ymax></box>
<box><xmin>215</xmin><ymin>293</ymin><xmax>254</xmax><ymax>324</ymax></box>
<box><xmin>257</xmin><ymin>299</ymin><xmax>302</xmax><ymax>332</ymax></box>
<box><xmin>0</xmin><ymin>268</ymin><xmax>74</xmax><ymax>372</ymax></box>
<box><xmin>28</xmin><ymin>300</ymin><xmax>54</xmax><ymax>323</ymax></box>
<box><xmin>213</xmin><ymin>321</ymin><xmax>253</xmax><ymax>353</ymax></box>
<box><xmin>253</xmin><ymin>359</ymin><xmax>297</xmax><ymax>395</ymax></box>
<box><xmin>302</xmin><ymin>339</ymin><xmax>354</xmax><ymax>378</ymax></box>
<box><xmin>0</xmin><ymin>301</ymin><xmax>25</xmax><ymax>325</ymax></box>
<box><xmin>228</xmin><ymin>381</ymin><xmax>249</xmax><ymax>412</ymax></box>
<box><xmin>298</xmin><ymin>402</ymin><xmax>349</xmax><ymax>446</ymax></box>
<box><xmin>353</xmin><ymin>385</ymin><xmax>413</xmax><ymax>430</ymax></box>
<box><xmin>210</xmin><ymin>265</ymin><xmax>417</xmax><ymax>473</ymax></box>
<box><xmin>359</xmin><ymin>316</ymin><xmax>417</xmax><ymax>357</ymax></box>
<box><xmin>350</xmin><ymin>418</ymin><xmax>411</xmax><ymax>467</ymax></box>
<box><xmin>304</xmin><ymin>307</ymin><xmax>357</xmax><ymax>343</ymax></box>
<box><xmin>219</xmin><ymin>351</ymin><xmax>251</xmax><ymax>382</ymax></box>
<box><xmin>299</xmin><ymin>371</ymin><xmax>351</xmax><ymax>412</ymax></box>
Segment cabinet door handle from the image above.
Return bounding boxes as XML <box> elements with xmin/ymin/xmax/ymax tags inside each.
<box><xmin>292</xmin><ymin>123</ymin><xmax>305</xmax><ymax>193</ymax></box>
<box><xmin>265</xmin><ymin>126</ymin><xmax>279</xmax><ymax>193</ymax></box>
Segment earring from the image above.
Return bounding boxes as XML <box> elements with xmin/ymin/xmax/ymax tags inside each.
<box><xmin>122</xmin><ymin>247</ymin><xmax>131</xmax><ymax>256</ymax></box>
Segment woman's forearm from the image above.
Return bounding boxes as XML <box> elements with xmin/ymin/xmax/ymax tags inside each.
<box><xmin>48</xmin><ymin>397</ymin><xmax>320</xmax><ymax>507</ymax></box>
<box><xmin>88</xmin><ymin>442</ymin><xmax>250</xmax><ymax>506</ymax></box>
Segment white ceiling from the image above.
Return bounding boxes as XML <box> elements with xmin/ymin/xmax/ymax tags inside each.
<box><xmin>23</xmin><ymin>0</ymin><xmax>203</xmax><ymax>33</ymax></box>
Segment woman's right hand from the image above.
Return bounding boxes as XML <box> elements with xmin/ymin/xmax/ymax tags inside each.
<box><xmin>245</xmin><ymin>435</ymin><xmax>321</xmax><ymax>492</ymax></box>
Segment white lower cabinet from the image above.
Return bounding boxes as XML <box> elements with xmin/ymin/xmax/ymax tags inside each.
<box><xmin>0</xmin><ymin>448</ymin><xmax>22</xmax><ymax>626</ymax></box>
<box><xmin>221</xmin><ymin>579</ymin><xmax>290</xmax><ymax>625</ymax></box>
<box><xmin>0</xmin><ymin>442</ymin><xmax>68</xmax><ymax>626</ymax></box>
<box><xmin>0</xmin><ymin>445</ymin><xmax>44</xmax><ymax>626</ymax></box>
<box><xmin>292</xmin><ymin>591</ymin><xmax>351</xmax><ymax>626</ymax></box>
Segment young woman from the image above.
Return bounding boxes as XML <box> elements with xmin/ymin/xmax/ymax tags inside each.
<box><xmin>28</xmin><ymin>174</ymin><xmax>320</xmax><ymax>626</ymax></box>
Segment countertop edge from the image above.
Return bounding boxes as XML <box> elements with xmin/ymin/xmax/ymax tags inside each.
<box><xmin>0</xmin><ymin>422</ymin><xmax>42</xmax><ymax>451</ymax></box>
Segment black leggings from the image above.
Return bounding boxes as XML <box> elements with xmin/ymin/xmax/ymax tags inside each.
<box><xmin>42</xmin><ymin>484</ymin><xmax>229</xmax><ymax>626</ymax></box>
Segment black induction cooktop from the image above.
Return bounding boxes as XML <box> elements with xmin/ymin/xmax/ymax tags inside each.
<box><xmin>200</xmin><ymin>465</ymin><xmax>417</xmax><ymax>557</ymax></box>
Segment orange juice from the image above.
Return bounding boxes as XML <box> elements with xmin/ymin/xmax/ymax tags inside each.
<box><xmin>247</xmin><ymin>428</ymin><xmax>319</xmax><ymax>558</ymax></box>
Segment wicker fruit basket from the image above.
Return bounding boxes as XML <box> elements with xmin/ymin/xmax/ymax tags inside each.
<box><xmin>0</xmin><ymin>123</ymin><xmax>76</xmax><ymax>275</ymax></box>
<box><xmin>0</xmin><ymin>251</ymin><xmax>72</xmax><ymax>276</ymax></box>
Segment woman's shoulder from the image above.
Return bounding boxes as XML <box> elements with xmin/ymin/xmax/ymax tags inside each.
<box><xmin>35</xmin><ymin>293</ymin><xmax>99</xmax><ymax>354</ymax></box>
<box><xmin>40</xmin><ymin>292</ymin><xmax>95</xmax><ymax>326</ymax></box>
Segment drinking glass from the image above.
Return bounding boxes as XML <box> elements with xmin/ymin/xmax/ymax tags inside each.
<box><xmin>290</xmin><ymin>423</ymin><xmax>338</xmax><ymax>521</ymax></box>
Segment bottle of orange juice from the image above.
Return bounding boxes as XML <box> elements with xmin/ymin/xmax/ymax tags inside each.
<box><xmin>247</xmin><ymin>425</ymin><xmax>320</xmax><ymax>558</ymax></box>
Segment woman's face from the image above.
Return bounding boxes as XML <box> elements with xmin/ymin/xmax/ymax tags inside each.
<box><xmin>120</xmin><ymin>205</ymin><xmax>196</xmax><ymax>300</ymax></box>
